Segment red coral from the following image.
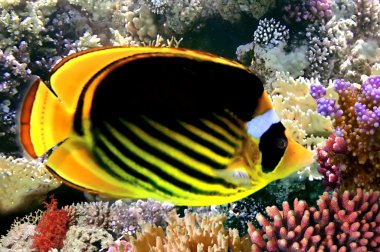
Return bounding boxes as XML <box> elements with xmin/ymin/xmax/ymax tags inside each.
<box><xmin>248</xmin><ymin>189</ymin><xmax>380</xmax><ymax>251</ymax></box>
<box><xmin>31</xmin><ymin>196</ymin><xmax>69</xmax><ymax>252</ymax></box>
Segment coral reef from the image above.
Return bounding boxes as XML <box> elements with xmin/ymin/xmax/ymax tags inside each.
<box><xmin>0</xmin><ymin>155</ymin><xmax>60</xmax><ymax>214</ymax></box>
<box><xmin>109</xmin><ymin>199</ymin><xmax>174</xmax><ymax>237</ymax></box>
<box><xmin>249</xmin><ymin>189</ymin><xmax>380</xmax><ymax>251</ymax></box>
<box><xmin>139</xmin><ymin>0</ymin><xmax>276</xmax><ymax>33</ymax></box>
<box><xmin>0</xmin><ymin>209</ymin><xmax>42</xmax><ymax>251</ymax></box>
<box><xmin>305</xmin><ymin>0</ymin><xmax>380</xmax><ymax>83</ymax></box>
<box><xmin>131</xmin><ymin>212</ymin><xmax>252</xmax><ymax>252</ymax></box>
<box><xmin>236</xmin><ymin>19</ymin><xmax>308</xmax><ymax>81</ymax></box>
<box><xmin>236</xmin><ymin>0</ymin><xmax>380</xmax><ymax>85</ymax></box>
<box><xmin>0</xmin><ymin>0</ymin><xmax>379</xmax><ymax>251</ymax></box>
<box><xmin>1</xmin><ymin>189</ymin><xmax>378</xmax><ymax>252</ymax></box>
<box><xmin>61</xmin><ymin>225</ymin><xmax>114</xmax><ymax>252</ymax></box>
<box><xmin>312</xmin><ymin>76</ymin><xmax>380</xmax><ymax>191</ymax></box>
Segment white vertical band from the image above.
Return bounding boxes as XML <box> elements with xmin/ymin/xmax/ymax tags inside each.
<box><xmin>246</xmin><ymin>109</ymin><xmax>280</xmax><ymax>138</ymax></box>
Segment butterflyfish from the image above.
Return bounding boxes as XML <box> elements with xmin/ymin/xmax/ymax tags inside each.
<box><xmin>19</xmin><ymin>46</ymin><xmax>313</xmax><ymax>206</ymax></box>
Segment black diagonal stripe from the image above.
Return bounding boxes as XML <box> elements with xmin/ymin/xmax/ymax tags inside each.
<box><xmin>98</xmin><ymin>119</ymin><xmax>238</xmax><ymax>194</ymax></box>
<box><xmin>209</xmin><ymin>111</ymin><xmax>244</xmax><ymax>139</ymax></box>
<box><xmin>146</xmin><ymin>114</ymin><xmax>236</xmax><ymax>157</ymax></box>
<box><xmin>133</xmin><ymin>115</ymin><xmax>230</xmax><ymax>169</ymax></box>
<box><xmin>182</xmin><ymin>113</ymin><xmax>240</xmax><ymax>147</ymax></box>
<box><xmin>93</xmin><ymin>134</ymin><xmax>176</xmax><ymax>197</ymax></box>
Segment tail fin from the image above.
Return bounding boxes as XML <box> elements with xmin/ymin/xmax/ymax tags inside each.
<box><xmin>19</xmin><ymin>79</ymin><xmax>73</xmax><ymax>158</ymax></box>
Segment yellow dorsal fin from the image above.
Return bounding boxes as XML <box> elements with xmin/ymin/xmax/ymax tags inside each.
<box><xmin>49</xmin><ymin>46</ymin><xmax>247</xmax><ymax>113</ymax></box>
<box><xmin>19</xmin><ymin>79</ymin><xmax>73</xmax><ymax>157</ymax></box>
<box><xmin>45</xmin><ymin>138</ymin><xmax>139</xmax><ymax>198</ymax></box>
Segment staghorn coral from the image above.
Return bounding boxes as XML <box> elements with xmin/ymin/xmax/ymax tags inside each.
<box><xmin>248</xmin><ymin>189</ymin><xmax>380</xmax><ymax>251</ymax></box>
<box><xmin>131</xmin><ymin>211</ymin><xmax>252</xmax><ymax>252</ymax></box>
<box><xmin>312</xmin><ymin>76</ymin><xmax>380</xmax><ymax>191</ymax></box>
<box><xmin>0</xmin><ymin>155</ymin><xmax>60</xmax><ymax>214</ymax></box>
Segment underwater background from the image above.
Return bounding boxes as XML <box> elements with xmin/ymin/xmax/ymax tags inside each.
<box><xmin>0</xmin><ymin>0</ymin><xmax>379</xmax><ymax>251</ymax></box>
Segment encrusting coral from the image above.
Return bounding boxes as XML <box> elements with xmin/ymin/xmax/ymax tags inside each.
<box><xmin>248</xmin><ymin>189</ymin><xmax>380</xmax><ymax>251</ymax></box>
<box><xmin>312</xmin><ymin>76</ymin><xmax>380</xmax><ymax>191</ymax></box>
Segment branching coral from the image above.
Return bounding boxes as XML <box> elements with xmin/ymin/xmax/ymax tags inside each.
<box><xmin>0</xmin><ymin>209</ymin><xmax>42</xmax><ymax>251</ymax></box>
<box><xmin>305</xmin><ymin>0</ymin><xmax>380</xmax><ymax>84</ymax></box>
<box><xmin>139</xmin><ymin>0</ymin><xmax>275</xmax><ymax>34</ymax></box>
<box><xmin>31</xmin><ymin>196</ymin><xmax>70</xmax><ymax>252</ymax></box>
<box><xmin>61</xmin><ymin>225</ymin><xmax>114</xmax><ymax>252</ymax></box>
<box><xmin>131</xmin><ymin>212</ymin><xmax>251</xmax><ymax>252</ymax></box>
<box><xmin>0</xmin><ymin>155</ymin><xmax>60</xmax><ymax>214</ymax></box>
<box><xmin>109</xmin><ymin>199</ymin><xmax>175</xmax><ymax>237</ymax></box>
<box><xmin>316</xmin><ymin>134</ymin><xmax>347</xmax><ymax>191</ymax></box>
<box><xmin>236</xmin><ymin>18</ymin><xmax>308</xmax><ymax>81</ymax></box>
<box><xmin>248</xmin><ymin>189</ymin><xmax>380</xmax><ymax>251</ymax></box>
<box><xmin>312</xmin><ymin>76</ymin><xmax>380</xmax><ymax>191</ymax></box>
<box><xmin>283</xmin><ymin>0</ymin><xmax>333</xmax><ymax>23</ymax></box>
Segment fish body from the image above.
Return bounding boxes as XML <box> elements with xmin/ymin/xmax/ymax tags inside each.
<box><xmin>19</xmin><ymin>47</ymin><xmax>313</xmax><ymax>206</ymax></box>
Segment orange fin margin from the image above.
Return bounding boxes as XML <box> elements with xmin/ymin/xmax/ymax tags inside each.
<box><xmin>19</xmin><ymin>79</ymin><xmax>73</xmax><ymax>157</ymax></box>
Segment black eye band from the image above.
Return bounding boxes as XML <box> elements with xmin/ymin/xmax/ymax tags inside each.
<box><xmin>259</xmin><ymin>122</ymin><xmax>287</xmax><ymax>173</ymax></box>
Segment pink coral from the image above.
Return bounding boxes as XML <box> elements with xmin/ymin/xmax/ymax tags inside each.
<box><xmin>248</xmin><ymin>189</ymin><xmax>380</xmax><ymax>251</ymax></box>
<box><xmin>317</xmin><ymin>134</ymin><xmax>347</xmax><ymax>191</ymax></box>
<box><xmin>283</xmin><ymin>0</ymin><xmax>333</xmax><ymax>23</ymax></box>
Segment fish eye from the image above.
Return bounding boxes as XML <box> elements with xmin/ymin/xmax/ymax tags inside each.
<box><xmin>276</xmin><ymin>138</ymin><xmax>288</xmax><ymax>149</ymax></box>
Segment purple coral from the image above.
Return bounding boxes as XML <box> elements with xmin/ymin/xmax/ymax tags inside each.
<box><xmin>310</xmin><ymin>84</ymin><xmax>343</xmax><ymax>118</ymax></box>
<box><xmin>312</xmin><ymin>76</ymin><xmax>380</xmax><ymax>190</ymax></box>
<box><xmin>283</xmin><ymin>0</ymin><xmax>333</xmax><ymax>23</ymax></box>
<box><xmin>310</xmin><ymin>84</ymin><xmax>326</xmax><ymax>100</ymax></box>
<box><xmin>248</xmin><ymin>189</ymin><xmax>380</xmax><ymax>251</ymax></box>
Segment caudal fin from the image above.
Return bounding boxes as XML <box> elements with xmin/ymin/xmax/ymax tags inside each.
<box><xmin>19</xmin><ymin>79</ymin><xmax>73</xmax><ymax>158</ymax></box>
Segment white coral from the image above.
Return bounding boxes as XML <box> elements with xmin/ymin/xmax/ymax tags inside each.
<box><xmin>269</xmin><ymin>72</ymin><xmax>335</xmax><ymax>180</ymax></box>
<box><xmin>0</xmin><ymin>155</ymin><xmax>60</xmax><ymax>214</ymax></box>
